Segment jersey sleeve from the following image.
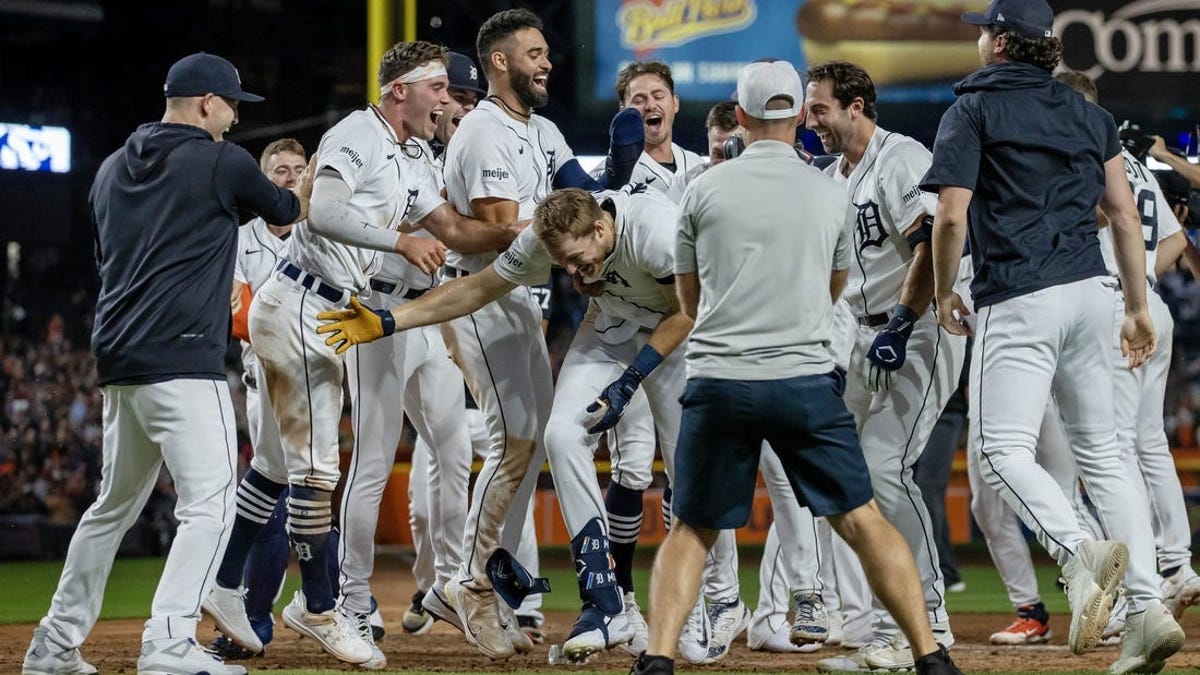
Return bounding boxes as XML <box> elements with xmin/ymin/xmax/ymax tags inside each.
<box><xmin>233</xmin><ymin>225</ymin><xmax>251</xmax><ymax>283</ymax></box>
<box><xmin>630</xmin><ymin>194</ymin><xmax>678</xmax><ymax>282</ymax></box>
<box><xmin>493</xmin><ymin>226</ymin><xmax>553</xmax><ymax>286</ymax></box>
<box><xmin>448</xmin><ymin>117</ymin><xmax>521</xmax><ymax>203</ymax></box>
<box><xmin>833</xmin><ymin>199</ymin><xmax>855</xmax><ymax>271</ymax></box>
<box><xmin>920</xmin><ymin>98</ymin><xmax>981</xmax><ymax>193</ymax></box>
<box><xmin>1153</xmin><ymin>180</ymin><xmax>1183</xmax><ymax>242</ymax></box>
<box><xmin>674</xmin><ymin>180</ymin><xmax>700</xmax><ymax>275</ymax></box>
<box><xmin>221</xmin><ymin>144</ymin><xmax>299</xmax><ymax>227</ymax></box>
<box><xmin>881</xmin><ymin>140</ymin><xmax>935</xmax><ymax>237</ymax></box>
<box><xmin>317</xmin><ymin>116</ymin><xmax>379</xmax><ymax>195</ymax></box>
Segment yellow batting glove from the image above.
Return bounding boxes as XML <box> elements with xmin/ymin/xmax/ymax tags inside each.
<box><xmin>315</xmin><ymin>296</ymin><xmax>395</xmax><ymax>354</ymax></box>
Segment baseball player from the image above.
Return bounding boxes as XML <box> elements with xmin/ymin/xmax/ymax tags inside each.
<box><xmin>421</xmin><ymin>8</ymin><xmax>642</xmax><ymax>660</ymax></box>
<box><xmin>245</xmin><ymin>41</ymin><xmax>522</xmax><ymax>666</ymax></box>
<box><xmin>334</xmin><ymin>54</ymin><xmax>500</xmax><ymax>670</ymax></box>
<box><xmin>396</xmin><ymin>51</ymin><xmax>549</xmax><ymax>644</ymax></box>
<box><xmin>593</xmin><ymin>73</ymin><xmax>747</xmax><ymax>662</ymax></box>
<box><xmin>202</xmin><ymin>138</ymin><xmax>311</xmax><ymax>660</ymax></box>
<box><xmin>800</xmin><ymin>61</ymin><xmax>965</xmax><ymax>673</ymax></box>
<box><xmin>23</xmin><ymin>52</ymin><xmax>301</xmax><ymax>675</ymax></box>
<box><xmin>317</xmin><ymin>183</ymin><xmax>702</xmax><ymax>665</ymax></box>
<box><xmin>926</xmin><ymin>2</ymin><xmax>1183</xmax><ymax>672</ymax></box>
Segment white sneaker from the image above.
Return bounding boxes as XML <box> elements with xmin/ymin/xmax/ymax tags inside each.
<box><xmin>402</xmin><ymin>591</ymin><xmax>434</xmax><ymax>635</ymax></box>
<box><xmin>748</xmin><ymin>617</ymin><xmax>805</xmax><ymax>653</ymax></box>
<box><xmin>817</xmin><ymin>639</ymin><xmax>889</xmax><ymax>672</ymax></box>
<box><xmin>341</xmin><ymin>608</ymin><xmax>387</xmax><ymax>670</ymax></box>
<box><xmin>497</xmin><ymin>601</ymin><xmax>534</xmax><ymax>654</ymax></box>
<box><xmin>22</xmin><ymin>627</ymin><xmax>97</xmax><ymax>675</ymax></box>
<box><xmin>864</xmin><ymin>633</ymin><xmax>915</xmax><ymax>672</ymax></box>
<box><xmin>421</xmin><ymin>583</ymin><xmax>464</xmax><ymax>632</ymax></box>
<box><xmin>1161</xmin><ymin>567</ymin><xmax>1200</xmax><ymax>619</ymax></box>
<box><xmin>621</xmin><ymin>592</ymin><xmax>650</xmax><ymax>656</ymax></box>
<box><xmin>677</xmin><ymin>598</ymin><xmax>711</xmax><ymax>664</ymax></box>
<box><xmin>1108</xmin><ymin>601</ymin><xmax>1185</xmax><ymax>674</ymax></box>
<box><xmin>202</xmin><ymin>585</ymin><xmax>264</xmax><ymax>654</ymax></box>
<box><xmin>281</xmin><ymin>591</ymin><xmax>371</xmax><ymax>664</ymax></box>
<box><xmin>1100</xmin><ymin>594</ymin><xmax>1129</xmax><ymax>647</ymax></box>
<box><xmin>562</xmin><ymin>604</ymin><xmax>635</xmax><ymax>662</ymax></box>
<box><xmin>1063</xmin><ymin>540</ymin><xmax>1129</xmax><ymax>655</ymax></box>
<box><xmin>444</xmin><ymin>578</ymin><xmax>515</xmax><ymax>660</ymax></box>
<box><xmin>706</xmin><ymin>599</ymin><xmax>751</xmax><ymax>663</ymax></box>
<box><xmin>137</xmin><ymin>637</ymin><xmax>247</xmax><ymax>675</ymax></box>
<box><xmin>790</xmin><ymin>592</ymin><xmax>830</xmax><ymax>646</ymax></box>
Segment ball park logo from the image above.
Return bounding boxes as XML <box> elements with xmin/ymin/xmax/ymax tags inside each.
<box><xmin>616</xmin><ymin>0</ymin><xmax>757</xmax><ymax>51</ymax></box>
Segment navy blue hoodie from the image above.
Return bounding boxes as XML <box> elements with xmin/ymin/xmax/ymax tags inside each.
<box><xmin>920</xmin><ymin>61</ymin><xmax>1119</xmax><ymax>308</ymax></box>
<box><xmin>90</xmin><ymin>122</ymin><xmax>299</xmax><ymax>385</ymax></box>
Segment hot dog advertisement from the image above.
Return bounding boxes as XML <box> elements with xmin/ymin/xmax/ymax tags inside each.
<box><xmin>586</xmin><ymin>0</ymin><xmax>1200</xmax><ymax>108</ymax></box>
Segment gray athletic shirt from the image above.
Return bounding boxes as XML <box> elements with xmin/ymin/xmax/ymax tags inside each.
<box><xmin>675</xmin><ymin>140</ymin><xmax>854</xmax><ymax>381</ymax></box>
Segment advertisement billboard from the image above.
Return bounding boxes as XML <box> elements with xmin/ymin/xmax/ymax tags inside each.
<box><xmin>586</xmin><ymin>0</ymin><xmax>1200</xmax><ymax>115</ymax></box>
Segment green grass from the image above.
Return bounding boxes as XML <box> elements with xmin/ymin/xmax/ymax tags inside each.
<box><xmin>1</xmin><ymin>555</ymin><xmax>1067</xmax><ymax>625</ymax></box>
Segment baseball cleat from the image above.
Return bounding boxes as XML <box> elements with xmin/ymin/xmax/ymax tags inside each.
<box><xmin>989</xmin><ymin>603</ymin><xmax>1052</xmax><ymax>645</ymax></box>
<box><xmin>817</xmin><ymin>640</ymin><xmax>890</xmax><ymax>672</ymax></box>
<box><xmin>790</xmin><ymin>592</ymin><xmax>830</xmax><ymax>646</ymax></box>
<box><xmin>368</xmin><ymin>595</ymin><xmax>386</xmax><ymax>642</ymax></box>
<box><xmin>497</xmin><ymin>601</ymin><xmax>535</xmax><ymax>654</ymax></box>
<box><xmin>1064</xmin><ymin>540</ymin><xmax>1129</xmax><ymax>655</ymax></box>
<box><xmin>620</xmin><ymin>591</ymin><xmax>650</xmax><ymax>656</ymax></box>
<box><xmin>421</xmin><ymin>583</ymin><xmax>464</xmax><ymax>633</ymax></box>
<box><xmin>517</xmin><ymin>614</ymin><xmax>547</xmax><ymax>645</ymax></box>
<box><xmin>401</xmin><ymin>590</ymin><xmax>434</xmax><ymax>635</ymax></box>
<box><xmin>201</xmin><ymin>585</ymin><xmax>264</xmax><ymax>654</ymax></box>
<box><xmin>281</xmin><ymin>591</ymin><xmax>372</xmax><ymax>664</ymax></box>
<box><xmin>561</xmin><ymin>604</ymin><xmax>634</xmax><ymax>662</ymax></box>
<box><xmin>137</xmin><ymin>637</ymin><xmax>247</xmax><ymax>675</ymax></box>
<box><xmin>914</xmin><ymin>644</ymin><xmax>964</xmax><ymax>675</ymax></box>
<box><xmin>1108</xmin><ymin>601</ymin><xmax>1184</xmax><ymax>675</ymax></box>
<box><xmin>444</xmin><ymin>578</ymin><xmax>515</xmax><ymax>660</ymax></box>
<box><xmin>1161</xmin><ymin>566</ymin><xmax>1200</xmax><ymax>619</ymax></box>
<box><xmin>706</xmin><ymin>598</ymin><xmax>751</xmax><ymax>663</ymax></box>
<box><xmin>864</xmin><ymin>632</ymin><xmax>916</xmax><ymax>672</ymax></box>
<box><xmin>748</xmin><ymin>617</ymin><xmax>809</xmax><ymax>653</ymax></box>
<box><xmin>22</xmin><ymin>627</ymin><xmax>97</xmax><ymax>675</ymax></box>
<box><xmin>342</xmin><ymin>607</ymin><xmax>387</xmax><ymax>670</ymax></box>
<box><xmin>677</xmin><ymin>598</ymin><xmax>710</xmax><ymax>664</ymax></box>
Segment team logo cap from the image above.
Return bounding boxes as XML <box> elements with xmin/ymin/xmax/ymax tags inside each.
<box><xmin>962</xmin><ymin>0</ymin><xmax>1054</xmax><ymax>38</ymax></box>
<box><xmin>164</xmin><ymin>52</ymin><xmax>265</xmax><ymax>102</ymax></box>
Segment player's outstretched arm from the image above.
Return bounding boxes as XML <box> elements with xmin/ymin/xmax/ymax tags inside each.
<box><xmin>930</xmin><ymin>187</ymin><xmax>973</xmax><ymax>337</ymax></box>
<box><xmin>1150</xmin><ymin>136</ymin><xmax>1200</xmax><ymax>188</ymax></box>
<box><xmin>316</xmin><ymin>266</ymin><xmax>517</xmax><ymax>353</ymax></box>
<box><xmin>1100</xmin><ymin>154</ymin><xmax>1156</xmax><ymax>368</ymax></box>
<box><xmin>307</xmin><ymin>168</ymin><xmax>409</xmax><ymax>253</ymax></box>
<box><xmin>418</xmin><ymin>203</ymin><xmax>527</xmax><ymax>254</ymax></box>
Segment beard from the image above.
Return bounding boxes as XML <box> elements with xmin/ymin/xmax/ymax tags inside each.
<box><xmin>512</xmin><ymin>69</ymin><xmax>549</xmax><ymax>109</ymax></box>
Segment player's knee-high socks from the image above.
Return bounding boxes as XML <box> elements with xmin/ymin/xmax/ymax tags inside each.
<box><xmin>605</xmin><ymin>482</ymin><xmax>643</xmax><ymax>593</ymax></box>
<box><xmin>288</xmin><ymin>485</ymin><xmax>336</xmax><ymax>613</ymax></box>
<box><xmin>661</xmin><ymin>485</ymin><xmax>673</xmax><ymax>531</ymax></box>
<box><xmin>216</xmin><ymin>468</ymin><xmax>287</xmax><ymax>589</ymax></box>
<box><xmin>572</xmin><ymin>517</ymin><xmax>623</xmax><ymax>615</ymax></box>
<box><xmin>242</xmin><ymin>489</ymin><xmax>291</xmax><ymax>622</ymax></box>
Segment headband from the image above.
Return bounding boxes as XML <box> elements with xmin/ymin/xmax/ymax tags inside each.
<box><xmin>380</xmin><ymin>61</ymin><xmax>448</xmax><ymax>97</ymax></box>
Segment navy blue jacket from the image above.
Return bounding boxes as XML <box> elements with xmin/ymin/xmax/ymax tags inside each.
<box><xmin>921</xmin><ymin>62</ymin><xmax>1119</xmax><ymax>308</ymax></box>
<box><xmin>90</xmin><ymin>122</ymin><xmax>299</xmax><ymax>385</ymax></box>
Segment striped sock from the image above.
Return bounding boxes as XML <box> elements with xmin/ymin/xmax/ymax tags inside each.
<box><xmin>606</xmin><ymin>482</ymin><xmax>643</xmax><ymax>593</ymax></box>
<box><xmin>216</xmin><ymin>469</ymin><xmax>286</xmax><ymax>589</ymax></box>
<box><xmin>288</xmin><ymin>485</ymin><xmax>335</xmax><ymax>613</ymax></box>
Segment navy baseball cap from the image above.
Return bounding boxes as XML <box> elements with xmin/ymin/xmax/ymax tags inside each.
<box><xmin>962</xmin><ymin>0</ymin><xmax>1054</xmax><ymax>38</ymax></box>
<box><xmin>164</xmin><ymin>52</ymin><xmax>265</xmax><ymax>102</ymax></box>
<box><xmin>447</xmin><ymin>51</ymin><xmax>486</xmax><ymax>96</ymax></box>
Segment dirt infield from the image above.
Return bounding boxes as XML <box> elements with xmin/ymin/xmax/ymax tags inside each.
<box><xmin>4</xmin><ymin>561</ymin><xmax>1200</xmax><ymax>673</ymax></box>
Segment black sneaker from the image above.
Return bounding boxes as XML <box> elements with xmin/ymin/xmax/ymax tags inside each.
<box><xmin>402</xmin><ymin>589</ymin><xmax>434</xmax><ymax>634</ymax></box>
<box><xmin>915</xmin><ymin>645</ymin><xmax>963</xmax><ymax>675</ymax></box>
<box><xmin>631</xmin><ymin>653</ymin><xmax>674</xmax><ymax>675</ymax></box>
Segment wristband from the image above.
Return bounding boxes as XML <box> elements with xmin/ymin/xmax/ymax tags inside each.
<box><xmin>629</xmin><ymin>344</ymin><xmax>664</xmax><ymax>381</ymax></box>
<box><xmin>377</xmin><ymin>309</ymin><xmax>396</xmax><ymax>337</ymax></box>
<box><xmin>892</xmin><ymin>305</ymin><xmax>920</xmax><ymax>324</ymax></box>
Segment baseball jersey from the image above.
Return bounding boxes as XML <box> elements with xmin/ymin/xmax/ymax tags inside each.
<box><xmin>1097</xmin><ymin>149</ymin><xmax>1183</xmax><ymax>287</ymax></box>
<box><xmin>493</xmin><ymin>185</ymin><xmax>677</xmax><ymax>345</ymax></box>
<box><xmin>676</xmin><ymin>140</ymin><xmax>854</xmax><ymax>380</ymax></box>
<box><xmin>287</xmin><ymin>106</ymin><xmax>443</xmax><ymax>292</ymax></box>
<box><xmin>234</xmin><ymin>218</ymin><xmax>290</xmax><ymax>366</ymax></box>
<box><xmin>591</xmin><ymin>142</ymin><xmax>704</xmax><ymax>202</ymax></box>
<box><xmin>825</xmin><ymin>128</ymin><xmax>936</xmax><ymax>317</ymax></box>
<box><xmin>442</xmin><ymin>99</ymin><xmax>574</xmax><ymax>273</ymax></box>
<box><xmin>372</xmin><ymin>138</ymin><xmax>443</xmax><ymax>291</ymax></box>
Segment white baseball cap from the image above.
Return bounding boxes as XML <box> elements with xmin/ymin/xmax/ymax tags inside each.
<box><xmin>736</xmin><ymin>60</ymin><xmax>803</xmax><ymax>120</ymax></box>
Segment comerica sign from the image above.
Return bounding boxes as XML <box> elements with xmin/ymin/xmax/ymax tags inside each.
<box><xmin>1056</xmin><ymin>1</ymin><xmax>1200</xmax><ymax>78</ymax></box>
